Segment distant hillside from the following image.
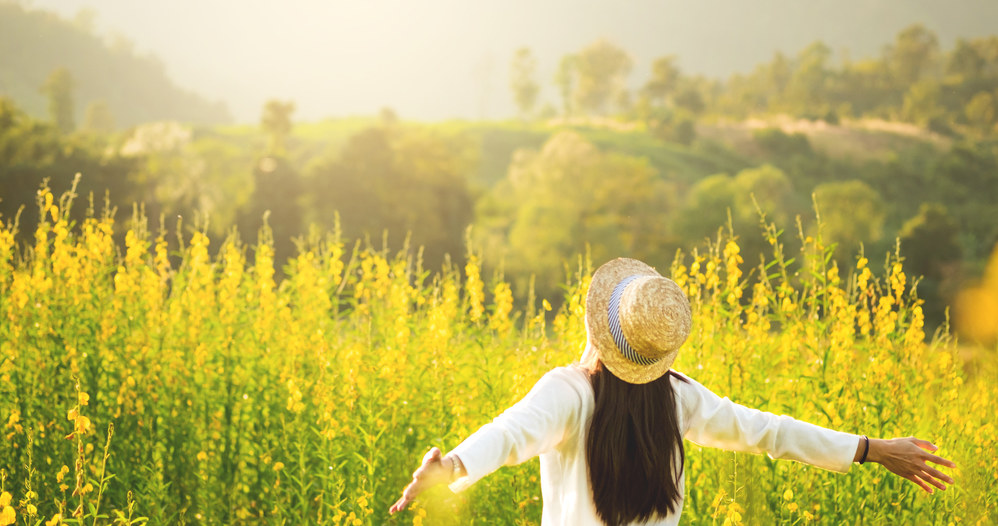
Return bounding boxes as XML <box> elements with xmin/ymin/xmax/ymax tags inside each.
<box><xmin>0</xmin><ymin>3</ymin><xmax>230</xmax><ymax>128</ymax></box>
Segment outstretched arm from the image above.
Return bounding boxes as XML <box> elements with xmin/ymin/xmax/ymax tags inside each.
<box><xmin>389</xmin><ymin>447</ymin><xmax>467</xmax><ymax>514</ymax></box>
<box><xmin>854</xmin><ymin>436</ymin><xmax>956</xmax><ymax>493</ymax></box>
<box><xmin>389</xmin><ymin>367</ymin><xmax>585</xmax><ymax>514</ymax></box>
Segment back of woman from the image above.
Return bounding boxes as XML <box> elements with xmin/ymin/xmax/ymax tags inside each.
<box><xmin>389</xmin><ymin>257</ymin><xmax>955</xmax><ymax>524</ymax></box>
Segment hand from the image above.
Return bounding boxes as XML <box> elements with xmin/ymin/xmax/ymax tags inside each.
<box><xmin>868</xmin><ymin>437</ymin><xmax>956</xmax><ymax>494</ymax></box>
<box><xmin>389</xmin><ymin>447</ymin><xmax>451</xmax><ymax>514</ymax></box>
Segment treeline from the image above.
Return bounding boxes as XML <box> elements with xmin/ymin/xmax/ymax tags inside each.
<box><xmin>0</xmin><ymin>3</ymin><xmax>231</xmax><ymax>128</ymax></box>
<box><xmin>510</xmin><ymin>25</ymin><xmax>998</xmax><ymax>139</ymax></box>
<box><xmin>4</xmin><ymin>92</ymin><xmax>997</xmax><ymax>336</ymax></box>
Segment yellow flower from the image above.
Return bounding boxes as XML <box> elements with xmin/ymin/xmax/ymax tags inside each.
<box><xmin>783</xmin><ymin>488</ymin><xmax>793</xmax><ymax>501</ymax></box>
<box><xmin>26</xmin><ymin>504</ymin><xmax>36</xmax><ymax>516</ymax></box>
<box><xmin>787</xmin><ymin>502</ymin><xmax>799</xmax><ymax>513</ymax></box>
<box><xmin>56</xmin><ymin>465</ymin><xmax>69</xmax><ymax>483</ymax></box>
<box><xmin>273</xmin><ymin>462</ymin><xmax>284</xmax><ymax>472</ymax></box>
<box><xmin>197</xmin><ymin>451</ymin><xmax>208</xmax><ymax>462</ymax></box>
<box><xmin>0</xmin><ymin>493</ymin><xmax>9</xmax><ymax>507</ymax></box>
<box><xmin>45</xmin><ymin>513</ymin><xmax>62</xmax><ymax>526</ymax></box>
<box><xmin>78</xmin><ymin>391</ymin><xmax>89</xmax><ymax>406</ymax></box>
<box><xmin>0</xmin><ymin>505</ymin><xmax>14</xmax><ymax>526</ymax></box>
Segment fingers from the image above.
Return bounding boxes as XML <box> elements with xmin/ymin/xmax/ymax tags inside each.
<box><xmin>389</xmin><ymin>495</ymin><xmax>409</xmax><ymax>514</ymax></box>
<box><xmin>923</xmin><ymin>452</ymin><xmax>957</xmax><ymax>469</ymax></box>
<box><xmin>390</xmin><ymin>447</ymin><xmax>443</xmax><ymax>515</ymax></box>
<box><xmin>423</xmin><ymin>446</ymin><xmax>442</xmax><ymax>465</ymax></box>
<box><xmin>920</xmin><ymin>469</ymin><xmax>948</xmax><ymax>491</ymax></box>
<box><xmin>906</xmin><ymin>473</ymin><xmax>933</xmax><ymax>493</ymax></box>
<box><xmin>911</xmin><ymin>438</ymin><xmax>937</xmax><ymax>452</ymax></box>
<box><xmin>920</xmin><ymin>465</ymin><xmax>954</xmax><ymax>486</ymax></box>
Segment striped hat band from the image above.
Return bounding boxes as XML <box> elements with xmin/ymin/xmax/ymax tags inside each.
<box><xmin>607</xmin><ymin>275</ymin><xmax>661</xmax><ymax>366</ymax></box>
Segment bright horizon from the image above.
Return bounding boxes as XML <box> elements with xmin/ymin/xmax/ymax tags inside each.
<box><xmin>25</xmin><ymin>0</ymin><xmax>998</xmax><ymax>123</ymax></box>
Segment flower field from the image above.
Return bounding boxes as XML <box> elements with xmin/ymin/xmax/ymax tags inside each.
<box><xmin>0</xmin><ymin>187</ymin><xmax>995</xmax><ymax>525</ymax></box>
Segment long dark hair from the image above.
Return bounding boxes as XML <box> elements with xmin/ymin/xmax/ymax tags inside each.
<box><xmin>586</xmin><ymin>360</ymin><xmax>687</xmax><ymax>526</ymax></box>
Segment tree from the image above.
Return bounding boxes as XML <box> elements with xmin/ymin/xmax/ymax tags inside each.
<box><xmin>261</xmin><ymin>100</ymin><xmax>295</xmax><ymax>155</ymax></box>
<box><xmin>676</xmin><ymin>174</ymin><xmax>736</xmax><ymax>244</ymax></box>
<box><xmin>785</xmin><ymin>41</ymin><xmax>832</xmax><ymax>115</ymax></box>
<box><xmin>306</xmin><ymin>126</ymin><xmax>474</xmax><ymax>269</ymax></box>
<box><xmin>947</xmin><ymin>38</ymin><xmax>985</xmax><ymax>80</ymax></box>
<box><xmin>83</xmin><ymin>100</ymin><xmax>115</xmax><ymax>133</ymax></box>
<box><xmin>732</xmin><ymin>164</ymin><xmax>802</xmax><ymax>267</ymax></box>
<box><xmin>554</xmin><ymin>55</ymin><xmax>577</xmax><ymax>117</ymax></box>
<box><xmin>900</xmin><ymin>80</ymin><xmax>944</xmax><ymax>126</ymax></box>
<box><xmin>642</xmin><ymin>55</ymin><xmax>681</xmax><ymax>106</ymax></box>
<box><xmin>573</xmin><ymin>39</ymin><xmax>632</xmax><ymax>116</ymax></box>
<box><xmin>482</xmin><ymin>131</ymin><xmax>674</xmax><ymax>298</ymax></box>
<box><xmin>885</xmin><ymin>24</ymin><xmax>939</xmax><ymax>87</ymax></box>
<box><xmin>900</xmin><ymin>203</ymin><xmax>961</xmax><ymax>280</ymax></box>
<box><xmin>40</xmin><ymin>67</ymin><xmax>75</xmax><ymax>133</ymax></box>
<box><xmin>510</xmin><ymin>47</ymin><xmax>540</xmax><ymax>119</ymax></box>
<box><xmin>964</xmin><ymin>91</ymin><xmax>996</xmax><ymax>133</ymax></box>
<box><xmin>900</xmin><ymin>203</ymin><xmax>962</xmax><ymax>328</ymax></box>
<box><xmin>812</xmin><ymin>180</ymin><xmax>885</xmax><ymax>264</ymax></box>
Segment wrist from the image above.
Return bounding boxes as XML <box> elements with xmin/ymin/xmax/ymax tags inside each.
<box><xmin>865</xmin><ymin>438</ymin><xmax>884</xmax><ymax>464</ymax></box>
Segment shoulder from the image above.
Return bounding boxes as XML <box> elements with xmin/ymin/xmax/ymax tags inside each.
<box><xmin>668</xmin><ymin>370</ymin><xmax>720</xmax><ymax>412</ymax></box>
<box><xmin>539</xmin><ymin>365</ymin><xmax>592</xmax><ymax>394</ymax></box>
<box><xmin>528</xmin><ymin>366</ymin><xmax>593</xmax><ymax>406</ymax></box>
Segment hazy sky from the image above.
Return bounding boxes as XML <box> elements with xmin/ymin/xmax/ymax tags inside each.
<box><xmin>27</xmin><ymin>0</ymin><xmax>998</xmax><ymax>122</ymax></box>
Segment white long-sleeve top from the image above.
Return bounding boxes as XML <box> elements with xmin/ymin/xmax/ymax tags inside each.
<box><xmin>448</xmin><ymin>366</ymin><xmax>859</xmax><ymax>525</ymax></box>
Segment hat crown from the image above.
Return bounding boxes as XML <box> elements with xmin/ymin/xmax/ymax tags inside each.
<box><xmin>619</xmin><ymin>276</ymin><xmax>691</xmax><ymax>361</ymax></box>
<box><xmin>585</xmin><ymin>257</ymin><xmax>693</xmax><ymax>384</ymax></box>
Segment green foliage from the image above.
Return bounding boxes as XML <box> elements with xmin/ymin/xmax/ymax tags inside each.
<box><xmin>571</xmin><ymin>39</ymin><xmax>633</xmax><ymax>116</ymax></box>
<box><xmin>812</xmin><ymin>180</ymin><xmax>885</xmax><ymax>265</ymax></box>
<box><xmin>964</xmin><ymin>91</ymin><xmax>996</xmax><ymax>133</ymax></box>
<box><xmin>477</xmin><ymin>131</ymin><xmax>675</xmax><ymax>298</ymax></box>
<box><xmin>304</xmin><ymin>123</ymin><xmax>475</xmax><ymax>269</ymax></box>
<box><xmin>40</xmin><ymin>67</ymin><xmax>74</xmax><ymax>133</ymax></box>
<box><xmin>900</xmin><ymin>203</ymin><xmax>962</xmax><ymax>326</ymax></box>
<box><xmin>0</xmin><ymin>97</ymin><xmax>138</xmax><ymax>244</ymax></box>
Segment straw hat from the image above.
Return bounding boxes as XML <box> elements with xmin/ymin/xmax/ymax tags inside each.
<box><xmin>585</xmin><ymin>258</ymin><xmax>691</xmax><ymax>384</ymax></box>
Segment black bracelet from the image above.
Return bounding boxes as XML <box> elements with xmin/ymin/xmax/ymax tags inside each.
<box><xmin>859</xmin><ymin>435</ymin><xmax>870</xmax><ymax>464</ymax></box>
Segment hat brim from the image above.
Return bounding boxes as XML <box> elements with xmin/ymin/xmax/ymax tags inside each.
<box><xmin>585</xmin><ymin>258</ymin><xmax>678</xmax><ymax>384</ymax></box>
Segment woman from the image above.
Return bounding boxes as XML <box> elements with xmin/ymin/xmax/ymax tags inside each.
<box><xmin>389</xmin><ymin>258</ymin><xmax>956</xmax><ymax>525</ymax></box>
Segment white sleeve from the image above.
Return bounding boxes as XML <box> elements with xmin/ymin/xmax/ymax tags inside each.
<box><xmin>675</xmin><ymin>373</ymin><xmax>859</xmax><ymax>473</ymax></box>
<box><xmin>447</xmin><ymin>368</ymin><xmax>583</xmax><ymax>492</ymax></box>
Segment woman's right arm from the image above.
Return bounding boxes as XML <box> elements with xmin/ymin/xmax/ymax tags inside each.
<box><xmin>389</xmin><ymin>367</ymin><xmax>584</xmax><ymax>513</ymax></box>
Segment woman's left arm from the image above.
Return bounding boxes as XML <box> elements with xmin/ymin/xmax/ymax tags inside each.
<box><xmin>855</xmin><ymin>436</ymin><xmax>956</xmax><ymax>493</ymax></box>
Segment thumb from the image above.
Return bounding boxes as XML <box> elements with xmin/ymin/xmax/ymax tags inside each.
<box><xmin>424</xmin><ymin>447</ymin><xmax>442</xmax><ymax>465</ymax></box>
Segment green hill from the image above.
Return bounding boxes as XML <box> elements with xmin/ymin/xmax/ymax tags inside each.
<box><xmin>0</xmin><ymin>3</ymin><xmax>230</xmax><ymax>128</ymax></box>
